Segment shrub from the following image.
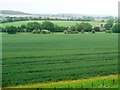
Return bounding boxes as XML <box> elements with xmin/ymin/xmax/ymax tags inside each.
<box><xmin>91</xmin><ymin>30</ymin><xmax>95</xmax><ymax>34</ymax></box>
<box><xmin>41</xmin><ymin>30</ymin><xmax>51</xmax><ymax>34</ymax></box>
<box><xmin>32</xmin><ymin>30</ymin><xmax>37</xmax><ymax>34</ymax></box>
<box><xmin>66</xmin><ymin>30</ymin><xmax>79</xmax><ymax>34</ymax></box>
<box><xmin>106</xmin><ymin>30</ymin><xmax>112</xmax><ymax>33</ymax></box>
<box><xmin>64</xmin><ymin>30</ymin><xmax>67</xmax><ymax>34</ymax></box>
<box><xmin>74</xmin><ymin>30</ymin><xmax>79</xmax><ymax>34</ymax></box>
<box><xmin>81</xmin><ymin>30</ymin><xmax>84</xmax><ymax>34</ymax></box>
<box><xmin>37</xmin><ymin>30</ymin><xmax>40</xmax><ymax>34</ymax></box>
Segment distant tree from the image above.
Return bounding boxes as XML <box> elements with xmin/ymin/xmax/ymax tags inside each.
<box><xmin>81</xmin><ymin>22</ymin><xmax>92</xmax><ymax>32</ymax></box>
<box><xmin>17</xmin><ymin>25</ymin><xmax>26</xmax><ymax>32</ymax></box>
<box><xmin>112</xmin><ymin>23</ymin><xmax>120</xmax><ymax>33</ymax></box>
<box><xmin>68</xmin><ymin>25</ymin><xmax>76</xmax><ymax>31</ymax></box>
<box><xmin>66</xmin><ymin>25</ymin><xmax>79</xmax><ymax>34</ymax></box>
<box><xmin>65</xmin><ymin>22</ymin><xmax>92</xmax><ymax>34</ymax></box>
<box><xmin>26</xmin><ymin>22</ymin><xmax>41</xmax><ymax>32</ymax></box>
<box><xmin>104</xmin><ymin>19</ymin><xmax>114</xmax><ymax>30</ymax></box>
<box><xmin>107</xmin><ymin>19</ymin><xmax>114</xmax><ymax>27</ymax></box>
<box><xmin>17</xmin><ymin>26</ymin><xmax>21</xmax><ymax>32</ymax></box>
<box><xmin>75</xmin><ymin>23</ymin><xmax>83</xmax><ymax>32</ymax></box>
<box><xmin>7</xmin><ymin>17</ymin><xmax>13</xmax><ymax>22</ymax></box>
<box><xmin>0</xmin><ymin>27</ymin><xmax>3</xmax><ymax>32</ymax></box>
<box><xmin>42</xmin><ymin>21</ymin><xmax>55</xmax><ymax>31</ymax></box>
<box><xmin>54</xmin><ymin>25</ymin><xmax>68</xmax><ymax>32</ymax></box>
<box><xmin>1</xmin><ymin>27</ymin><xmax>7</xmax><ymax>32</ymax></box>
<box><xmin>6</xmin><ymin>26</ymin><xmax>17</xmax><ymax>34</ymax></box>
<box><xmin>104</xmin><ymin>24</ymin><xmax>111</xmax><ymax>30</ymax></box>
<box><xmin>19</xmin><ymin>25</ymin><xmax>28</xmax><ymax>32</ymax></box>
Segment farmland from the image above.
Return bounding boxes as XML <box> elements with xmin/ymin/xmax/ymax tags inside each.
<box><xmin>0</xmin><ymin>20</ymin><xmax>106</xmax><ymax>27</ymax></box>
<box><xmin>2</xmin><ymin>32</ymin><xmax>118</xmax><ymax>88</ymax></box>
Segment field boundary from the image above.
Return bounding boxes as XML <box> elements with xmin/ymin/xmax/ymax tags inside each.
<box><xmin>10</xmin><ymin>75</ymin><xmax>118</xmax><ymax>88</ymax></box>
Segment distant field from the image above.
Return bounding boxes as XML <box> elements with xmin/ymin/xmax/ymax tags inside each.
<box><xmin>0</xmin><ymin>20</ymin><xmax>106</xmax><ymax>27</ymax></box>
<box><xmin>2</xmin><ymin>33</ymin><xmax>118</xmax><ymax>87</ymax></box>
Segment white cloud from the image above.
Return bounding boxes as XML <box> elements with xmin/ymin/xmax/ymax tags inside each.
<box><xmin>0</xmin><ymin>0</ymin><xmax>119</xmax><ymax>16</ymax></box>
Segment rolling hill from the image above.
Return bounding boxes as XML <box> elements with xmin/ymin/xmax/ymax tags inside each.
<box><xmin>0</xmin><ymin>10</ymin><xmax>30</xmax><ymax>15</ymax></box>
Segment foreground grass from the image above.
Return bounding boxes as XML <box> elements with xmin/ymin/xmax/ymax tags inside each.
<box><xmin>11</xmin><ymin>75</ymin><xmax>118</xmax><ymax>88</ymax></box>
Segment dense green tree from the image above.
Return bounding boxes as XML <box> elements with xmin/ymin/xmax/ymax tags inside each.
<box><xmin>104</xmin><ymin>19</ymin><xmax>114</xmax><ymax>30</ymax></box>
<box><xmin>54</xmin><ymin>25</ymin><xmax>68</xmax><ymax>32</ymax></box>
<box><xmin>42</xmin><ymin>21</ymin><xmax>54</xmax><ymax>31</ymax></box>
<box><xmin>81</xmin><ymin>22</ymin><xmax>92</xmax><ymax>32</ymax></box>
<box><xmin>66</xmin><ymin>25</ymin><xmax>79</xmax><ymax>34</ymax></box>
<box><xmin>6</xmin><ymin>26</ymin><xmax>17</xmax><ymax>34</ymax></box>
<box><xmin>67</xmin><ymin>22</ymin><xmax>92</xmax><ymax>33</ymax></box>
<box><xmin>26</xmin><ymin>22</ymin><xmax>41</xmax><ymax>31</ymax></box>
<box><xmin>112</xmin><ymin>23</ymin><xmax>120</xmax><ymax>33</ymax></box>
<box><xmin>68</xmin><ymin>25</ymin><xmax>76</xmax><ymax>31</ymax></box>
<box><xmin>75</xmin><ymin>23</ymin><xmax>83</xmax><ymax>32</ymax></box>
<box><xmin>107</xmin><ymin>19</ymin><xmax>114</xmax><ymax>27</ymax></box>
<box><xmin>104</xmin><ymin>24</ymin><xmax>111</xmax><ymax>30</ymax></box>
<box><xmin>17</xmin><ymin>25</ymin><xmax>27</xmax><ymax>32</ymax></box>
<box><xmin>7</xmin><ymin>17</ymin><xmax>13</xmax><ymax>22</ymax></box>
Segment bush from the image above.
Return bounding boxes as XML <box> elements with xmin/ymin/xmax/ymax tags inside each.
<box><xmin>41</xmin><ymin>30</ymin><xmax>51</xmax><ymax>34</ymax></box>
<box><xmin>106</xmin><ymin>30</ymin><xmax>112</xmax><ymax>33</ymax></box>
<box><xmin>91</xmin><ymin>30</ymin><xmax>95</xmax><ymax>34</ymax></box>
<box><xmin>74</xmin><ymin>30</ymin><xmax>79</xmax><ymax>34</ymax></box>
<box><xmin>81</xmin><ymin>30</ymin><xmax>84</xmax><ymax>34</ymax></box>
<box><xmin>64</xmin><ymin>30</ymin><xmax>67</xmax><ymax>34</ymax></box>
<box><xmin>65</xmin><ymin>26</ymin><xmax>79</xmax><ymax>34</ymax></box>
<box><xmin>65</xmin><ymin>30</ymin><xmax>79</xmax><ymax>34</ymax></box>
<box><xmin>6</xmin><ymin>26</ymin><xmax>17</xmax><ymax>34</ymax></box>
<box><xmin>37</xmin><ymin>30</ymin><xmax>40</xmax><ymax>34</ymax></box>
<box><xmin>32</xmin><ymin>30</ymin><xmax>37</xmax><ymax>34</ymax></box>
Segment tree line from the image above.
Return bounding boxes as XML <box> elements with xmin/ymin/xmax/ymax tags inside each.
<box><xmin>1</xmin><ymin>20</ymin><xmax>120</xmax><ymax>34</ymax></box>
<box><xmin>1</xmin><ymin>16</ymin><xmax>94</xmax><ymax>23</ymax></box>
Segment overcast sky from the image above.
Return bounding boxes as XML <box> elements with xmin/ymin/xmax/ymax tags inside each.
<box><xmin>0</xmin><ymin>0</ymin><xmax>119</xmax><ymax>16</ymax></box>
